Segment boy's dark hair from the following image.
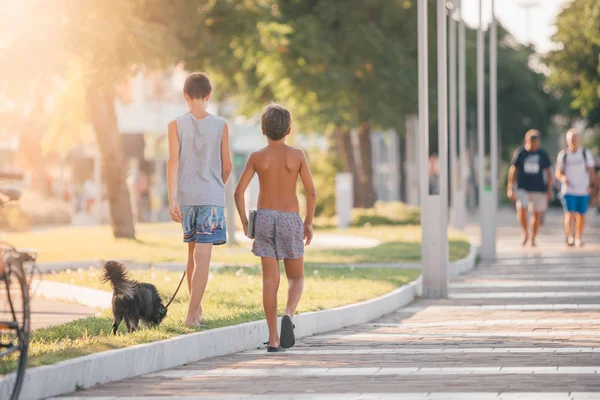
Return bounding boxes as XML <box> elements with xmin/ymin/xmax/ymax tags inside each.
<box><xmin>261</xmin><ymin>104</ymin><xmax>292</xmax><ymax>141</ymax></box>
<box><xmin>183</xmin><ymin>72</ymin><xmax>212</xmax><ymax>99</ymax></box>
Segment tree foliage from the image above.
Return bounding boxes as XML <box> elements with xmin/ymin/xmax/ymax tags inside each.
<box><xmin>547</xmin><ymin>0</ymin><xmax>600</xmax><ymax>127</ymax></box>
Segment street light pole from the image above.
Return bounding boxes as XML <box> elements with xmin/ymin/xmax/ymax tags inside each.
<box><xmin>490</xmin><ymin>0</ymin><xmax>498</xmax><ymax>255</ymax></box>
<box><xmin>418</xmin><ymin>0</ymin><xmax>448</xmax><ymax>298</ymax></box>
<box><xmin>436</xmin><ymin>0</ymin><xmax>449</xmax><ymax>291</ymax></box>
<box><xmin>478</xmin><ymin>0</ymin><xmax>497</xmax><ymax>260</ymax></box>
<box><xmin>477</xmin><ymin>0</ymin><xmax>486</xmax><ymax>252</ymax></box>
<box><xmin>449</xmin><ymin>0</ymin><xmax>458</xmax><ymax>229</ymax></box>
<box><xmin>457</xmin><ymin>0</ymin><xmax>467</xmax><ymax>230</ymax></box>
<box><xmin>418</xmin><ymin>0</ymin><xmax>430</xmax><ymax>296</ymax></box>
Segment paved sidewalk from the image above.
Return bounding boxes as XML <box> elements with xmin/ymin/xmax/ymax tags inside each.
<box><xmin>52</xmin><ymin>211</ymin><xmax>600</xmax><ymax>399</ymax></box>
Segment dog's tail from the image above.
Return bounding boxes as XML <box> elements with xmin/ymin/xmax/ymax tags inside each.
<box><xmin>101</xmin><ymin>260</ymin><xmax>136</xmax><ymax>298</ymax></box>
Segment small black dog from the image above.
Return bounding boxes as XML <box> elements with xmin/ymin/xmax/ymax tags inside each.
<box><xmin>101</xmin><ymin>260</ymin><xmax>167</xmax><ymax>334</ymax></box>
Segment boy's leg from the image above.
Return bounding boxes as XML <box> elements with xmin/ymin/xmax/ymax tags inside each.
<box><xmin>185</xmin><ymin>243</ymin><xmax>213</xmax><ymax>326</ymax></box>
<box><xmin>181</xmin><ymin>206</ymin><xmax>199</xmax><ymax>294</ymax></box>
<box><xmin>261</xmin><ymin>257</ymin><xmax>281</xmax><ymax>347</ymax></box>
<box><xmin>186</xmin><ymin>242</ymin><xmax>196</xmax><ymax>293</ymax></box>
<box><xmin>283</xmin><ymin>257</ymin><xmax>304</xmax><ymax>318</ymax></box>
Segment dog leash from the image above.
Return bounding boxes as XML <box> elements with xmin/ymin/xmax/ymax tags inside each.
<box><xmin>165</xmin><ymin>270</ymin><xmax>186</xmax><ymax>309</ymax></box>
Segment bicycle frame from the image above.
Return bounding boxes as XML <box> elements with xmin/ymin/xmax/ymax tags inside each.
<box><xmin>0</xmin><ymin>270</ymin><xmax>21</xmax><ymax>359</ymax></box>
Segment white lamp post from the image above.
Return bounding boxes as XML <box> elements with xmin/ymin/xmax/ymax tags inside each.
<box><xmin>419</xmin><ymin>0</ymin><xmax>449</xmax><ymax>298</ymax></box>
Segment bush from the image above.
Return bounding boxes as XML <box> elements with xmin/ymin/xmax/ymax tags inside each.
<box><xmin>352</xmin><ymin>202</ymin><xmax>420</xmax><ymax>227</ymax></box>
<box><xmin>0</xmin><ymin>192</ymin><xmax>72</xmax><ymax>231</ymax></box>
<box><xmin>313</xmin><ymin>201</ymin><xmax>421</xmax><ymax>229</ymax></box>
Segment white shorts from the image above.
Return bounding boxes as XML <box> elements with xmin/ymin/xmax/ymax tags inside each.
<box><xmin>515</xmin><ymin>190</ymin><xmax>548</xmax><ymax>213</ymax></box>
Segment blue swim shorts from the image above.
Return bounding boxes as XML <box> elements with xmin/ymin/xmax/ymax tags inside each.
<box><xmin>563</xmin><ymin>194</ymin><xmax>590</xmax><ymax>215</ymax></box>
<box><xmin>181</xmin><ymin>205</ymin><xmax>227</xmax><ymax>245</ymax></box>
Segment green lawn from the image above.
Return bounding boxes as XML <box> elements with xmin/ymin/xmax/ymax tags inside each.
<box><xmin>1</xmin><ymin>265</ymin><xmax>420</xmax><ymax>374</ymax></box>
<box><xmin>1</xmin><ymin>224</ymin><xmax>470</xmax><ymax>265</ymax></box>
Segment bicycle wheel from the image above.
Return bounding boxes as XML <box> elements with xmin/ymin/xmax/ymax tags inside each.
<box><xmin>0</xmin><ymin>259</ymin><xmax>30</xmax><ymax>400</ymax></box>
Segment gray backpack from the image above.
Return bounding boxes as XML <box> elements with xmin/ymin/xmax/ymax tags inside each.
<box><xmin>561</xmin><ymin>148</ymin><xmax>589</xmax><ymax>174</ymax></box>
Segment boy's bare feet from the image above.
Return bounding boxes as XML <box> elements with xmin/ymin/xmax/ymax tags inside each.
<box><xmin>521</xmin><ymin>235</ymin><xmax>529</xmax><ymax>246</ymax></box>
<box><xmin>184</xmin><ymin>317</ymin><xmax>204</xmax><ymax>328</ymax></box>
<box><xmin>185</xmin><ymin>305</ymin><xmax>204</xmax><ymax>327</ymax></box>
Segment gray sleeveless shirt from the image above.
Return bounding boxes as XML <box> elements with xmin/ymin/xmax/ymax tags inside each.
<box><xmin>175</xmin><ymin>113</ymin><xmax>226</xmax><ymax>207</ymax></box>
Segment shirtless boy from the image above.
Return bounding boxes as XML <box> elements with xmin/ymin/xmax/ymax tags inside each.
<box><xmin>234</xmin><ymin>104</ymin><xmax>317</xmax><ymax>352</ymax></box>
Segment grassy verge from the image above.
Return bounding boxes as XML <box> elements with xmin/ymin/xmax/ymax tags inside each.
<box><xmin>0</xmin><ymin>265</ymin><xmax>420</xmax><ymax>374</ymax></box>
<box><xmin>1</xmin><ymin>224</ymin><xmax>470</xmax><ymax>265</ymax></box>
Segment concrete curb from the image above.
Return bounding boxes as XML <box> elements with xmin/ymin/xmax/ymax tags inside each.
<box><xmin>34</xmin><ymin>280</ymin><xmax>112</xmax><ymax>309</ymax></box>
<box><xmin>3</xmin><ymin>242</ymin><xmax>477</xmax><ymax>400</ymax></box>
<box><xmin>449</xmin><ymin>240</ymin><xmax>478</xmax><ymax>279</ymax></box>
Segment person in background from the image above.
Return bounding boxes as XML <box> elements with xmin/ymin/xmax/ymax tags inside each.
<box><xmin>428</xmin><ymin>153</ymin><xmax>440</xmax><ymax>195</ymax></box>
<box><xmin>555</xmin><ymin>129</ymin><xmax>596</xmax><ymax>247</ymax></box>
<box><xmin>507</xmin><ymin>130</ymin><xmax>553</xmax><ymax>247</ymax></box>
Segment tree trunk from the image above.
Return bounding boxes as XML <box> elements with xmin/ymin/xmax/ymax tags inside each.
<box><xmin>356</xmin><ymin>122</ymin><xmax>377</xmax><ymax>208</ymax></box>
<box><xmin>86</xmin><ymin>86</ymin><xmax>136</xmax><ymax>239</ymax></box>
<box><xmin>18</xmin><ymin>97</ymin><xmax>52</xmax><ymax>196</ymax></box>
<box><xmin>334</xmin><ymin>126</ymin><xmax>362</xmax><ymax>207</ymax></box>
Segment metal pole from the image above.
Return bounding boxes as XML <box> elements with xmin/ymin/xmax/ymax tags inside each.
<box><xmin>417</xmin><ymin>0</ymin><xmax>429</xmax><ymax>263</ymax></box>
<box><xmin>457</xmin><ymin>0</ymin><xmax>467</xmax><ymax>230</ymax></box>
<box><xmin>477</xmin><ymin>0</ymin><xmax>486</xmax><ymax>249</ymax></box>
<box><xmin>489</xmin><ymin>0</ymin><xmax>498</xmax><ymax>256</ymax></box>
<box><xmin>449</xmin><ymin>0</ymin><xmax>458</xmax><ymax>229</ymax></box>
<box><xmin>421</xmin><ymin>0</ymin><xmax>449</xmax><ymax>298</ymax></box>
<box><xmin>437</xmin><ymin>0</ymin><xmax>449</xmax><ymax>295</ymax></box>
<box><xmin>418</xmin><ymin>0</ymin><xmax>428</xmax><ymax>219</ymax></box>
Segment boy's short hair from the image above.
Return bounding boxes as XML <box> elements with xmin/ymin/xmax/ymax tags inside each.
<box><xmin>261</xmin><ymin>104</ymin><xmax>292</xmax><ymax>141</ymax></box>
<box><xmin>184</xmin><ymin>72</ymin><xmax>212</xmax><ymax>99</ymax></box>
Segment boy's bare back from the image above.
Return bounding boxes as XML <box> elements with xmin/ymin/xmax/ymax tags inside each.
<box><xmin>253</xmin><ymin>143</ymin><xmax>305</xmax><ymax>213</ymax></box>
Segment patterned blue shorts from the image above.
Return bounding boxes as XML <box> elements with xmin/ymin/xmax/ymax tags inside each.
<box><xmin>181</xmin><ymin>206</ymin><xmax>227</xmax><ymax>245</ymax></box>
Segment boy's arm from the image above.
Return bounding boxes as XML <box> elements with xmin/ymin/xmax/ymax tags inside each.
<box><xmin>234</xmin><ymin>153</ymin><xmax>256</xmax><ymax>234</ymax></box>
<box><xmin>166</xmin><ymin>120</ymin><xmax>182</xmax><ymax>223</ymax></box>
<box><xmin>221</xmin><ymin>122</ymin><xmax>233</xmax><ymax>184</ymax></box>
<box><xmin>299</xmin><ymin>150</ymin><xmax>317</xmax><ymax>245</ymax></box>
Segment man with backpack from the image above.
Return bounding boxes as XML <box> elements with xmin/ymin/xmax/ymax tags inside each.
<box><xmin>555</xmin><ymin>129</ymin><xmax>596</xmax><ymax>247</ymax></box>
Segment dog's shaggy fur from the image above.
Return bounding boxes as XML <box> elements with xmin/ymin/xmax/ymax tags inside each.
<box><xmin>101</xmin><ymin>260</ymin><xmax>167</xmax><ymax>334</ymax></box>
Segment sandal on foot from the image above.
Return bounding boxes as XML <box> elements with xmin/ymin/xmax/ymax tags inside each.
<box><xmin>267</xmin><ymin>346</ymin><xmax>285</xmax><ymax>353</ymax></box>
<box><xmin>280</xmin><ymin>315</ymin><xmax>296</xmax><ymax>349</ymax></box>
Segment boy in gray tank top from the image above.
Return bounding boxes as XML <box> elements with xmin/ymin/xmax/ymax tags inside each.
<box><xmin>166</xmin><ymin>72</ymin><xmax>232</xmax><ymax>327</ymax></box>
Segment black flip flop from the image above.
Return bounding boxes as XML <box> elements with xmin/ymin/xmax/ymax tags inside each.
<box><xmin>267</xmin><ymin>345</ymin><xmax>285</xmax><ymax>353</ymax></box>
<box><xmin>280</xmin><ymin>315</ymin><xmax>296</xmax><ymax>349</ymax></box>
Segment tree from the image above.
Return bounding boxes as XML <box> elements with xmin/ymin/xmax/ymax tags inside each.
<box><xmin>0</xmin><ymin>0</ymin><xmax>186</xmax><ymax>238</ymax></box>
<box><xmin>183</xmin><ymin>0</ymin><xmax>420</xmax><ymax>208</ymax></box>
<box><xmin>547</xmin><ymin>0</ymin><xmax>600</xmax><ymax>128</ymax></box>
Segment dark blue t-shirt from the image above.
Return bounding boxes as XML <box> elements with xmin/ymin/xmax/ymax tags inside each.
<box><xmin>511</xmin><ymin>147</ymin><xmax>551</xmax><ymax>192</ymax></box>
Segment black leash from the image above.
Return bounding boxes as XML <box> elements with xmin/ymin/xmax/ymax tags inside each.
<box><xmin>165</xmin><ymin>270</ymin><xmax>186</xmax><ymax>309</ymax></box>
